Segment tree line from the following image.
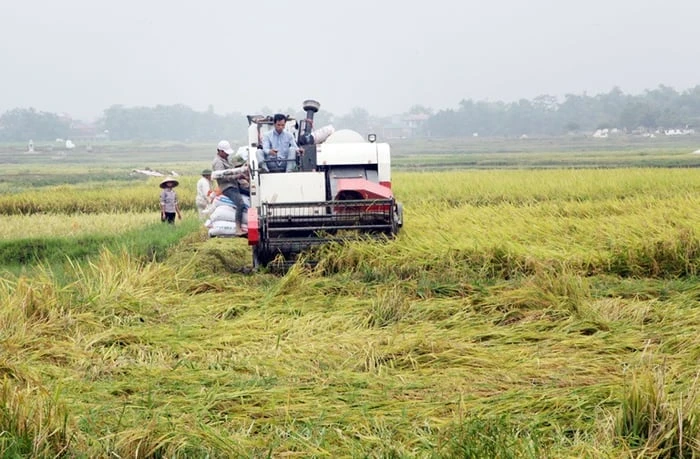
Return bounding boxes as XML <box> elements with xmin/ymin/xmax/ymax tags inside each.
<box><xmin>2</xmin><ymin>85</ymin><xmax>700</xmax><ymax>142</ymax></box>
<box><xmin>423</xmin><ymin>85</ymin><xmax>700</xmax><ymax>137</ymax></box>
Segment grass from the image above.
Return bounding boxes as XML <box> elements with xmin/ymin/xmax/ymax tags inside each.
<box><xmin>0</xmin><ymin>214</ymin><xmax>202</xmax><ymax>277</ymax></box>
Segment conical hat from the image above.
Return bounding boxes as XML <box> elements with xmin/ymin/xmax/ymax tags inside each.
<box><xmin>159</xmin><ymin>177</ymin><xmax>179</xmax><ymax>188</ymax></box>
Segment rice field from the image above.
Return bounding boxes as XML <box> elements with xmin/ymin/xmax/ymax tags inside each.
<box><xmin>1</xmin><ymin>212</ymin><xmax>158</xmax><ymax>239</ymax></box>
<box><xmin>0</xmin><ymin>178</ymin><xmax>197</xmax><ymax>215</ymax></box>
<box><xmin>0</xmin><ymin>156</ymin><xmax>699</xmax><ymax>457</ymax></box>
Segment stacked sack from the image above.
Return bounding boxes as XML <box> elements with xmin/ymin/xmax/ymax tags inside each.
<box><xmin>203</xmin><ymin>194</ymin><xmax>250</xmax><ymax>237</ymax></box>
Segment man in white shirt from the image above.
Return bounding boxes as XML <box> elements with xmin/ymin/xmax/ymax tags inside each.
<box><xmin>195</xmin><ymin>169</ymin><xmax>212</xmax><ymax>220</ymax></box>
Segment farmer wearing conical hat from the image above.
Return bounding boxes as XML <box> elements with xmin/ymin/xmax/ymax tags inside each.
<box><xmin>159</xmin><ymin>177</ymin><xmax>182</xmax><ymax>224</ymax></box>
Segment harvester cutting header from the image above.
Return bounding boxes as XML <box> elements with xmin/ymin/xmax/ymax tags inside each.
<box><xmin>241</xmin><ymin>99</ymin><xmax>403</xmax><ymax>268</ymax></box>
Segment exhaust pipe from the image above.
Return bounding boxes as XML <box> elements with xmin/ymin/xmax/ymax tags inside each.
<box><xmin>298</xmin><ymin>99</ymin><xmax>320</xmax><ymax>146</ymax></box>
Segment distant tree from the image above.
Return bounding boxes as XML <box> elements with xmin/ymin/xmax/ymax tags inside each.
<box><xmin>335</xmin><ymin>107</ymin><xmax>370</xmax><ymax>134</ymax></box>
<box><xmin>407</xmin><ymin>104</ymin><xmax>434</xmax><ymax>116</ymax></box>
<box><xmin>564</xmin><ymin>121</ymin><xmax>581</xmax><ymax>132</ymax></box>
<box><xmin>0</xmin><ymin>108</ymin><xmax>70</xmax><ymax>141</ymax></box>
<box><xmin>506</xmin><ymin>99</ymin><xmax>536</xmax><ymax>135</ymax></box>
<box><xmin>533</xmin><ymin>94</ymin><xmax>559</xmax><ymax>112</ymax></box>
<box><xmin>313</xmin><ymin>109</ymin><xmax>334</xmax><ymax>127</ymax></box>
<box><xmin>423</xmin><ymin>109</ymin><xmax>463</xmax><ymax>137</ymax></box>
<box><xmin>5</xmin><ymin>83</ymin><xmax>700</xmax><ymax>141</ymax></box>
<box><xmin>619</xmin><ymin>102</ymin><xmax>659</xmax><ymax>130</ymax></box>
<box><xmin>597</xmin><ymin>86</ymin><xmax>628</xmax><ymax>120</ymax></box>
<box><xmin>281</xmin><ymin>107</ymin><xmax>297</xmax><ymax>117</ymax></box>
<box><xmin>677</xmin><ymin>85</ymin><xmax>700</xmax><ymax>127</ymax></box>
<box><xmin>420</xmin><ymin>84</ymin><xmax>700</xmax><ymax>137</ymax></box>
<box><xmin>102</xmin><ymin>104</ymin><xmax>248</xmax><ymax>142</ymax></box>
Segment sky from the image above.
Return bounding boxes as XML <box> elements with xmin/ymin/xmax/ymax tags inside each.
<box><xmin>1</xmin><ymin>0</ymin><xmax>699</xmax><ymax>121</ymax></box>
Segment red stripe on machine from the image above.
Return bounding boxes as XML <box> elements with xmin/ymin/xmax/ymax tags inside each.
<box><xmin>247</xmin><ymin>207</ymin><xmax>259</xmax><ymax>245</ymax></box>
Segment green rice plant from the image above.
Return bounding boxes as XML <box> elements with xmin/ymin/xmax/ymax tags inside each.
<box><xmin>0</xmin><ymin>269</ymin><xmax>89</xmax><ymax>384</ymax></box>
<box><xmin>0</xmin><ymin>234</ymin><xmax>111</xmax><ymax>268</ymax></box>
<box><xmin>0</xmin><ymin>165</ymin><xmax>698</xmax><ymax>456</ymax></box>
<box><xmin>0</xmin><ymin>177</ymin><xmax>197</xmax><ymax>215</ymax></box>
<box><xmin>607</xmin><ymin>227</ymin><xmax>700</xmax><ymax>278</ymax></box>
<box><xmin>0</xmin><ymin>381</ymin><xmax>71</xmax><ymax>457</ymax></box>
<box><xmin>415</xmin><ymin>272</ymin><xmax>475</xmax><ymax>299</ymax></box>
<box><xmin>616</xmin><ymin>366</ymin><xmax>699</xmax><ymax>458</ymax></box>
<box><xmin>65</xmin><ymin>248</ymin><xmax>198</xmax><ymax>326</ymax></box>
<box><xmin>364</xmin><ymin>285</ymin><xmax>411</xmax><ymax>329</ymax></box>
<box><xmin>0</xmin><ymin>215</ymin><xmax>202</xmax><ymax>274</ymax></box>
<box><xmin>434</xmin><ymin>415</ymin><xmax>543</xmax><ymax>458</ymax></box>
<box><xmin>102</xmin><ymin>423</ymin><xmax>180</xmax><ymax>458</ymax></box>
<box><xmin>313</xmin><ymin>168</ymin><xmax>700</xmax><ymax>284</ymax></box>
<box><xmin>395</xmin><ymin>168</ymin><xmax>700</xmax><ymax>208</ymax></box>
<box><xmin>169</xmin><ymin>235</ymin><xmax>253</xmax><ymax>276</ymax></box>
<box><xmin>0</xmin><ymin>211</ymin><xmax>158</xmax><ymax>239</ymax></box>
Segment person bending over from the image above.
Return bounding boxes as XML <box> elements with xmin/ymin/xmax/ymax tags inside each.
<box><xmin>211</xmin><ymin>140</ymin><xmax>248</xmax><ymax>236</ymax></box>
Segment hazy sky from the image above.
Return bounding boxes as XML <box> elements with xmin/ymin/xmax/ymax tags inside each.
<box><xmin>1</xmin><ymin>0</ymin><xmax>699</xmax><ymax>120</ymax></box>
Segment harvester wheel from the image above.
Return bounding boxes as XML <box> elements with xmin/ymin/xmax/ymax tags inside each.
<box><xmin>391</xmin><ymin>202</ymin><xmax>403</xmax><ymax>236</ymax></box>
<box><xmin>252</xmin><ymin>246</ymin><xmax>268</xmax><ymax>269</ymax></box>
<box><xmin>396</xmin><ymin>202</ymin><xmax>404</xmax><ymax>228</ymax></box>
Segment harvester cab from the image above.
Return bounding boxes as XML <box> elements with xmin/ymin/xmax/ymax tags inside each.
<box><xmin>243</xmin><ymin>99</ymin><xmax>403</xmax><ymax>269</ymax></box>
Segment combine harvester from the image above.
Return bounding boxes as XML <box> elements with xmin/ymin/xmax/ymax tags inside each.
<box><xmin>242</xmin><ymin>99</ymin><xmax>403</xmax><ymax>269</ymax></box>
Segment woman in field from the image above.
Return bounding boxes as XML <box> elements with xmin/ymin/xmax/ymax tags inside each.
<box><xmin>159</xmin><ymin>177</ymin><xmax>182</xmax><ymax>224</ymax></box>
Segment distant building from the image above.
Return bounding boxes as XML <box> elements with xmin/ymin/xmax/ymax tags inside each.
<box><xmin>403</xmin><ymin>113</ymin><xmax>430</xmax><ymax>131</ymax></box>
<box><xmin>70</xmin><ymin>120</ymin><xmax>99</xmax><ymax>140</ymax></box>
<box><xmin>379</xmin><ymin>113</ymin><xmax>430</xmax><ymax>139</ymax></box>
<box><xmin>381</xmin><ymin>121</ymin><xmax>408</xmax><ymax>139</ymax></box>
